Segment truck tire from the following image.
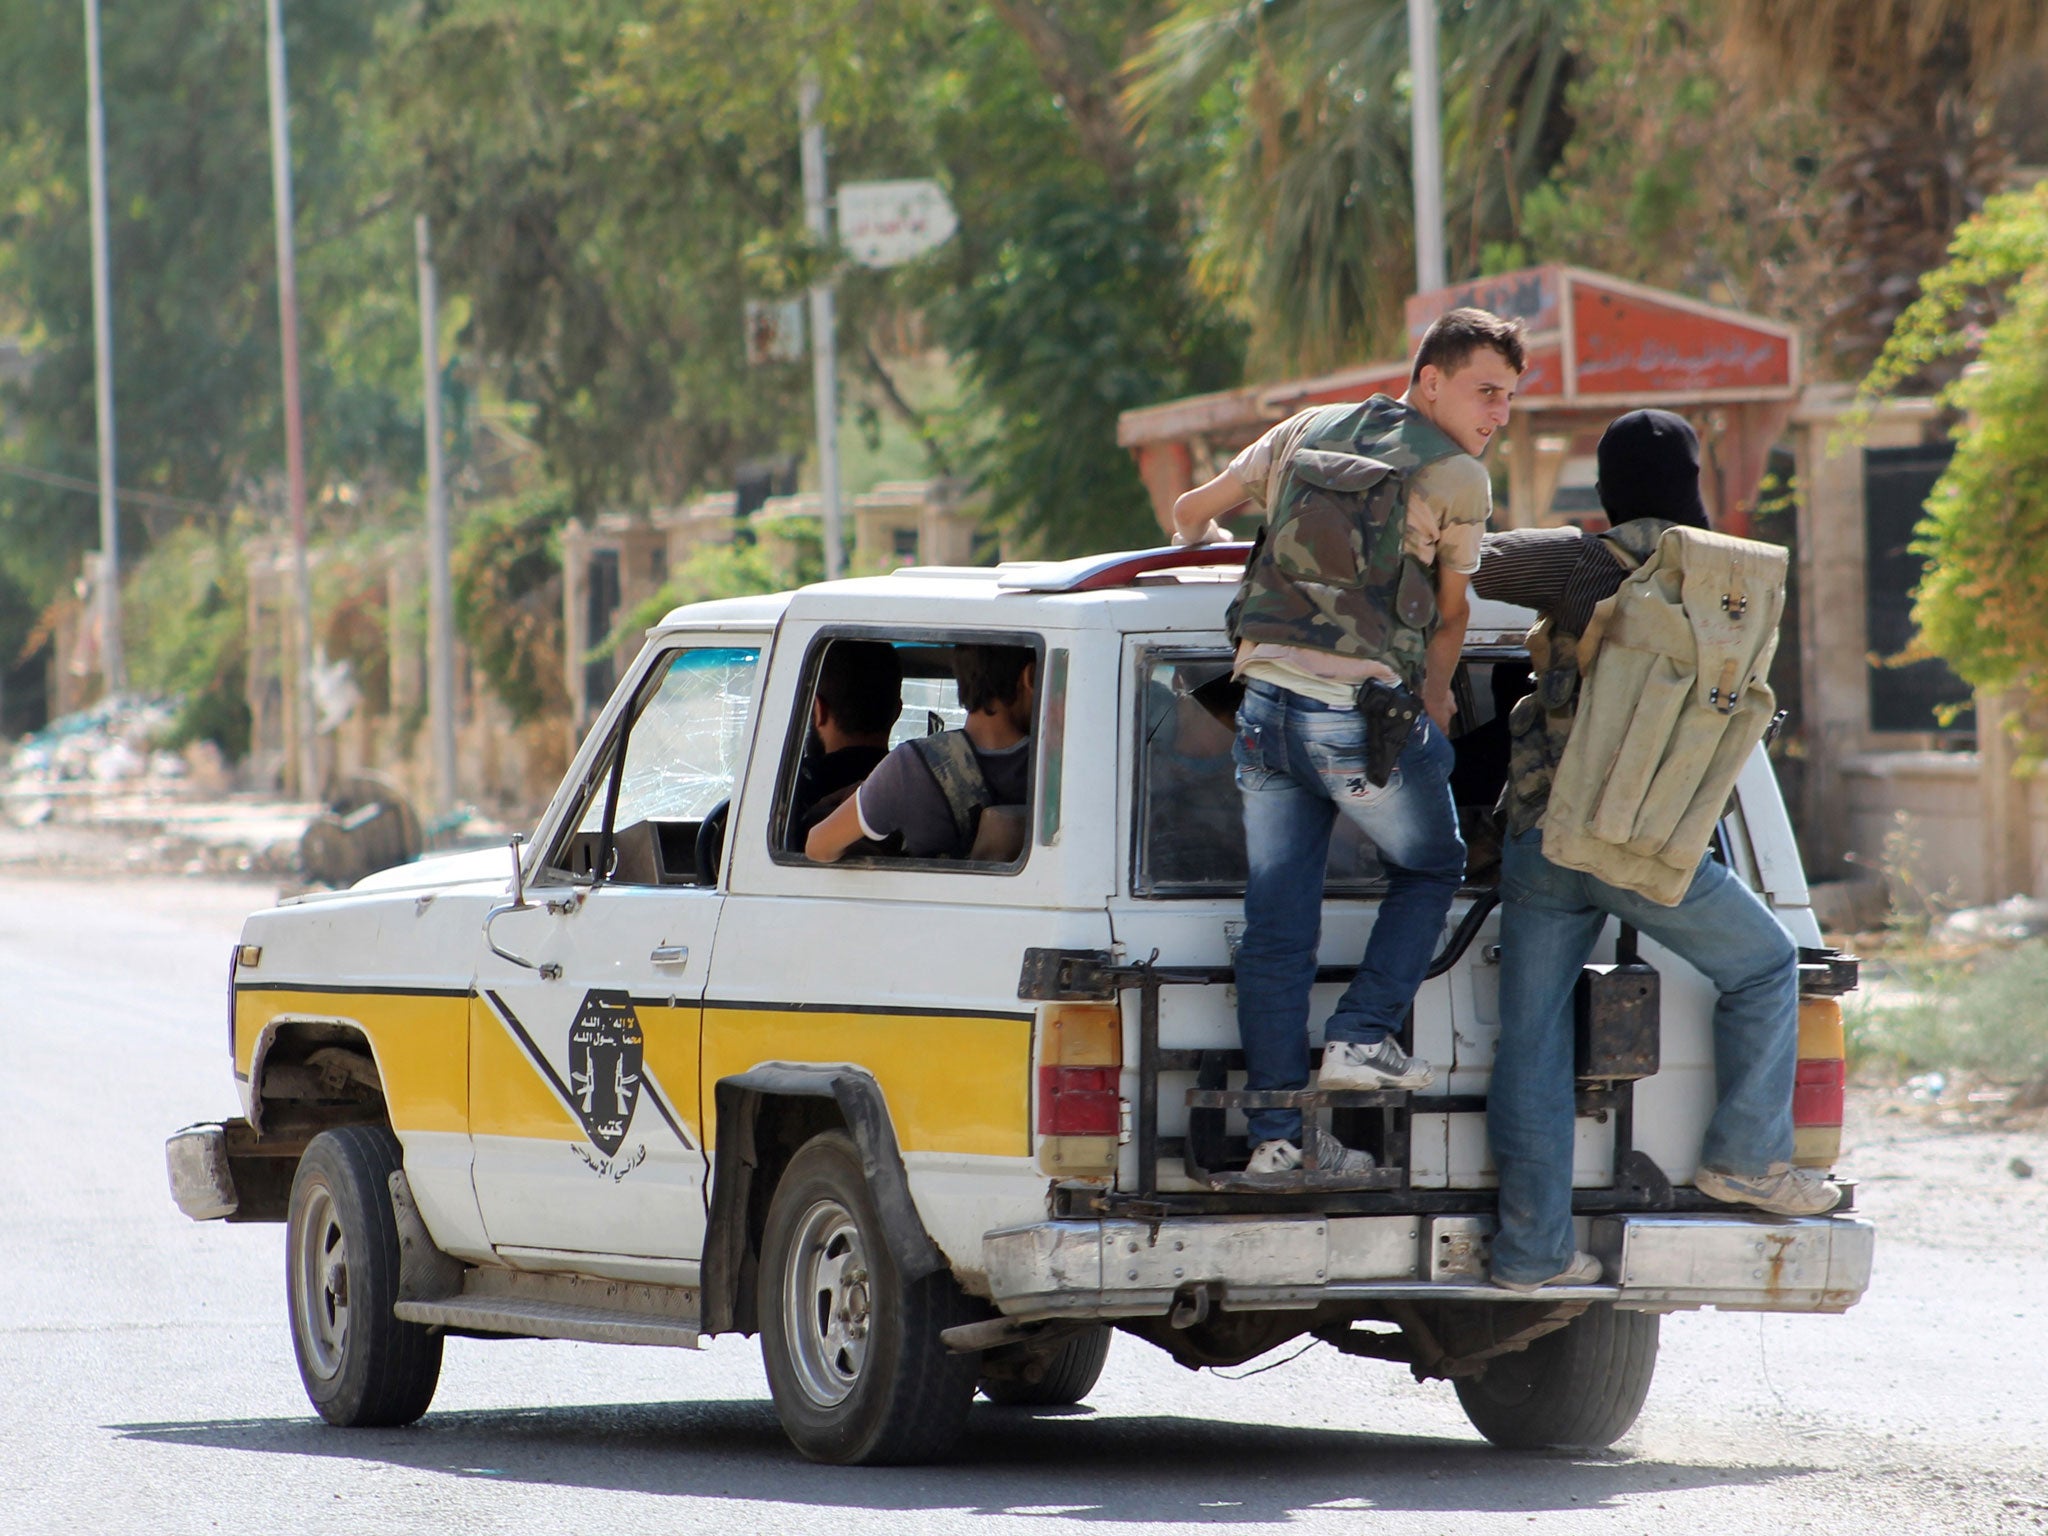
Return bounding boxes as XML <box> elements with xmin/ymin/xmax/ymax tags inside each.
<box><xmin>980</xmin><ymin>1325</ymin><xmax>1112</xmax><ymax>1407</ymax></box>
<box><xmin>285</xmin><ymin>1125</ymin><xmax>443</xmax><ymax>1427</ymax></box>
<box><xmin>758</xmin><ymin>1130</ymin><xmax>977</xmax><ymax>1464</ymax></box>
<box><xmin>1452</xmin><ymin>1303</ymin><xmax>1658</xmax><ymax>1451</ymax></box>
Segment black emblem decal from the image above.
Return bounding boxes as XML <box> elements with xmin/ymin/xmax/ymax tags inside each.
<box><xmin>567</xmin><ymin>989</ymin><xmax>643</xmax><ymax>1156</ymax></box>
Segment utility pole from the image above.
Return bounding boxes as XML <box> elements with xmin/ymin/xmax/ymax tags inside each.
<box><xmin>82</xmin><ymin>0</ymin><xmax>124</xmax><ymax>694</ymax></box>
<box><xmin>264</xmin><ymin>0</ymin><xmax>320</xmax><ymax>800</ymax></box>
<box><xmin>798</xmin><ymin>69</ymin><xmax>844</xmax><ymax>579</ymax></box>
<box><xmin>1407</xmin><ymin>0</ymin><xmax>1446</xmax><ymax>294</ymax></box>
<box><xmin>415</xmin><ymin>216</ymin><xmax>457</xmax><ymax>816</ymax></box>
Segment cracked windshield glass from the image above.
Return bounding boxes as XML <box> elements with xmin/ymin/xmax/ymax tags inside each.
<box><xmin>581</xmin><ymin>647</ymin><xmax>760</xmax><ymax>829</ymax></box>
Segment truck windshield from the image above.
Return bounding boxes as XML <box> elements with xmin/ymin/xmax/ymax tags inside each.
<box><xmin>582</xmin><ymin>645</ymin><xmax>761</xmax><ymax>830</ymax></box>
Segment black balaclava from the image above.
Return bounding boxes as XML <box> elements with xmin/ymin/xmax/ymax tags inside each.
<box><xmin>1595</xmin><ymin>408</ymin><xmax>1711</xmax><ymax>531</ymax></box>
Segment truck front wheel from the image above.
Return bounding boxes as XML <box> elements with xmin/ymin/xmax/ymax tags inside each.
<box><xmin>758</xmin><ymin>1131</ymin><xmax>977</xmax><ymax>1464</ymax></box>
<box><xmin>285</xmin><ymin>1125</ymin><xmax>443</xmax><ymax>1427</ymax></box>
<box><xmin>1451</xmin><ymin>1303</ymin><xmax>1658</xmax><ymax>1451</ymax></box>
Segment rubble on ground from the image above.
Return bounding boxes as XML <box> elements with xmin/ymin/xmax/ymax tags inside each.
<box><xmin>1865</xmin><ymin>1067</ymin><xmax>2048</xmax><ymax>1133</ymax></box>
<box><xmin>5</xmin><ymin>694</ymin><xmax>189</xmax><ymax>806</ymax></box>
<box><xmin>1934</xmin><ymin>895</ymin><xmax>2048</xmax><ymax>946</ymax></box>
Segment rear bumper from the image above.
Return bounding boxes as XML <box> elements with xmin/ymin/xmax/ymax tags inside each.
<box><xmin>983</xmin><ymin>1210</ymin><xmax>1875</xmax><ymax>1319</ymax></box>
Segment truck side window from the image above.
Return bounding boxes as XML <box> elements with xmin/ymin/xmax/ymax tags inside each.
<box><xmin>776</xmin><ymin>634</ymin><xmax>1037</xmax><ymax>870</ymax></box>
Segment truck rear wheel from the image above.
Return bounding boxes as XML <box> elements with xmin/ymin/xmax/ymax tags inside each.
<box><xmin>285</xmin><ymin>1125</ymin><xmax>442</xmax><ymax>1427</ymax></box>
<box><xmin>758</xmin><ymin>1131</ymin><xmax>977</xmax><ymax>1464</ymax></box>
<box><xmin>980</xmin><ymin>1324</ymin><xmax>1112</xmax><ymax>1407</ymax></box>
<box><xmin>1452</xmin><ymin>1303</ymin><xmax>1658</xmax><ymax>1451</ymax></box>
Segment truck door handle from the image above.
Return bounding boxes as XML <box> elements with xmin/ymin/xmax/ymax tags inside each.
<box><xmin>650</xmin><ymin>944</ymin><xmax>690</xmax><ymax>969</ymax></box>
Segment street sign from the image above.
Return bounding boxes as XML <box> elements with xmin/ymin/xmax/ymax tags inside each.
<box><xmin>837</xmin><ymin>179</ymin><xmax>958</xmax><ymax>268</ymax></box>
<box><xmin>744</xmin><ymin>298</ymin><xmax>806</xmax><ymax>365</ymax></box>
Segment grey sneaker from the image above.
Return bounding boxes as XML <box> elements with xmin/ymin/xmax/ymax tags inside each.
<box><xmin>1320</xmin><ymin>1037</ymin><xmax>1435</xmax><ymax>1091</ymax></box>
<box><xmin>1492</xmin><ymin>1251</ymin><xmax>1604</xmax><ymax>1292</ymax></box>
<box><xmin>1694</xmin><ymin>1162</ymin><xmax>1843</xmax><ymax>1216</ymax></box>
<box><xmin>1245</xmin><ymin>1126</ymin><xmax>1375</xmax><ymax>1178</ymax></box>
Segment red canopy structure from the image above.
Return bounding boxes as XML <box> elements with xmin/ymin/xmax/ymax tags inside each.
<box><xmin>1119</xmin><ymin>265</ymin><xmax>1800</xmax><ymax>537</ymax></box>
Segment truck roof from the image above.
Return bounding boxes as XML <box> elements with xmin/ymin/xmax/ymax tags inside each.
<box><xmin>652</xmin><ymin>547</ymin><xmax>1537</xmax><ymax>645</ymax></box>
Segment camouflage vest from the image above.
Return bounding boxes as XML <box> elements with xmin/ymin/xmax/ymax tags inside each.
<box><xmin>1226</xmin><ymin>395</ymin><xmax>1464</xmax><ymax>691</ymax></box>
<box><xmin>1501</xmin><ymin>519</ymin><xmax>1668</xmax><ymax>837</ymax></box>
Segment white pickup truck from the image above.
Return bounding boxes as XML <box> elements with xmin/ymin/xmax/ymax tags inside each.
<box><xmin>167</xmin><ymin>544</ymin><xmax>1872</xmax><ymax>1464</ymax></box>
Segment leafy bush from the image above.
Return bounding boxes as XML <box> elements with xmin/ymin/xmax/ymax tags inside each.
<box><xmin>452</xmin><ymin>486</ymin><xmax>571</xmax><ymax>724</ymax></box>
<box><xmin>122</xmin><ymin>525</ymin><xmax>251</xmax><ymax>758</ymax></box>
<box><xmin>1858</xmin><ymin>184</ymin><xmax>2048</xmax><ymax>715</ymax></box>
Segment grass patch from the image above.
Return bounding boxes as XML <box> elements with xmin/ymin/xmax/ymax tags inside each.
<box><xmin>1847</xmin><ymin>939</ymin><xmax>2048</xmax><ymax>1083</ymax></box>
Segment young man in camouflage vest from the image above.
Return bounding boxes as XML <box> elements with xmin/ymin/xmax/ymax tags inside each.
<box><xmin>1472</xmin><ymin>409</ymin><xmax>1842</xmax><ymax>1291</ymax></box>
<box><xmin>1171</xmin><ymin>308</ymin><xmax>1524</xmax><ymax>1180</ymax></box>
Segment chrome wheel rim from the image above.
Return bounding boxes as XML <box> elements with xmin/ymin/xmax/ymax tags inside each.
<box><xmin>780</xmin><ymin>1198</ymin><xmax>870</xmax><ymax>1408</ymax></box>
<box><xmin>291</xmin><ymin>1183</ymin><xmax>350</xmax><ymax>1380</ymax></box>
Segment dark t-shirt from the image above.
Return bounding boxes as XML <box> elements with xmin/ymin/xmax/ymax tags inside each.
<box><xmin>855</xmin><ymin>733</ymin><xmax>1031</xmax><ymax>858</ymax></box>
<box><xmin>787</xmin><ymin>742</ymin><xmax>891</xmax><ymax>851</ymax></box>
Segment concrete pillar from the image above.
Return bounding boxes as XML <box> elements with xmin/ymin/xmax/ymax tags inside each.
<box><xmin>1504</xmin><ymin>423</ymin><xmax>1539</xmax><ymax>529</ymax></box>
<box><xmin>386</xmin><ymin>555</ymin><xmax>422</xmax><ymax>720</ymax></box>
<box><xmin>1135</xmin><ymin>442</ymin><xmax>1195</xmax><ymax>535</ymax></box>
<box><xmin>1790</xmin><ymin>386</ymin><xmax>1941</xmax><ymax>879</ymax></box>
<box><xmin>559</xmin><ymin>519</ymin><xmax>589</xmax><ymax>757</ymax></box>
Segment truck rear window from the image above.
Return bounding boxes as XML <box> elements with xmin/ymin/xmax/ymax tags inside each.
<box><xmin>1132</xmin><ymin>649</ymin><xmax>1523</xmax><ymax>898</ymax></box>
<box><xmin>1134</xmin><ymin>653</ymin><xmax>1388</xmax><ymax>897</ymax></box>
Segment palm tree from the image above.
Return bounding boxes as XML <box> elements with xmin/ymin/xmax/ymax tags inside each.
<box><xmin>1722</xmin><ymin>0</ymin><xmax>2048</xmax><ymax>376</ymax></box>
<box><xmin>1125</xmin><ymin>0</ymin><xmax>1582</xmax><ymax>373</ymax></box>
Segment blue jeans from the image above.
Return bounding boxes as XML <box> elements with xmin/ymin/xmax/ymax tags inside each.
<box><xmin>1233</xmin><ymin>680</ymin><xmax>1466</xmax><ymax>1147</ymax></box>
<box><xmin>1488</xmin><ymin>825</ymin><xmax>1799</xmax><ymax>1284</ymax></box>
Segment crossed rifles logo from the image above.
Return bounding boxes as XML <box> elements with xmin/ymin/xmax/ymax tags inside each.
<box><xmin>567</xmin><ymin>989</ymin><xmax>644</xmax><ymax>1157</ymax></box>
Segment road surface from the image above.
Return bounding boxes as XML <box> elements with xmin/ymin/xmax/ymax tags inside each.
<box><xmin>2</xmin><ymin>874</ymin><xmax>2045</xmax><ymax>1534</ymax></box>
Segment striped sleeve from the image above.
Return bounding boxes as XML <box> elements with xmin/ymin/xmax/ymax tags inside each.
<box><xmin>1473</xmin><ymin>527</ymin><xmax>1588</xmax><ymax>611</ymax></box>
<box><xmin>1475</xmin><ymin>527</ymin><xmax>1631</xmax><ymax>633</ymax></box>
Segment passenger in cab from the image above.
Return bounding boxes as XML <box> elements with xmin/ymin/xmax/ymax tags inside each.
<box><xmin>786</xmin><ymin>640</ymin><xmax>902</xmax><ymax>852</ymax></box>
<box><xmin>805</xmin><ymin>643</ymin><xmax>1034</xmax><ymax>863</ymax></box>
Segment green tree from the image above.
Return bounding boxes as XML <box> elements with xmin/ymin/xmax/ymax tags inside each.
<box><xmin>377</xmin><ymin>0</ymin><xmax>935</xmax><ymax>516</ymax></box>
<box><xmin>1125</xmin><ymin>0</ymin><xmax>1582</xmax><ymax>372</ymax></box>
<box><xmin>1859</xmin><ymin>183</ymin><xmax>2048</xmax><ymax>715</ymax></box>
<box><xmin>382</xmin><ymin>0</ymin><xmax>1238</xmax><ymax>556</ymax></box>
<box><xmin>1509</xmin><ymin>1</ymin><xmax>1830</xmax><ymax>321</ymax></box>
<box><xmin>1723</xmin><ymin>0</ymin><xmax>2048</xmax><ymax>376</ymax></box>
<box><xmin>912</xmin><ymin>3</ymin><xmax>1241</xmax><ymax>552</ymax></box>
<box><xmin>0</xmin><ymin>0</ymin><xmax>420</xmax><ymax>605</ymax></box>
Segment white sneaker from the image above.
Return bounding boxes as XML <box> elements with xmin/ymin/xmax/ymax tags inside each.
<box><xmin>1695</xmin><ymin>1162</ymin><xmax>1843</xmax><ymax>1216</ymax></box>
<box><xmin>1320</xmin><ymin>1037</ymin><xmax>1435</xmax><ymax>1091</ymax></box>
<box><xmin>1492</xmin><ymin>1251</ymin><xmax>1604</xmax><ymax>1292</ymax></box>
<box><xmin>1245</xmin><ymin>1126</ymin><xmax>1375</xmax><ymax>1178</ymax></box>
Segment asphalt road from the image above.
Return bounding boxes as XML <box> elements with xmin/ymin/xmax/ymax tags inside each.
<box><xmin>3</xmin><ymin>873</ymin><xmax>2046</xmax><ymax>1535</ymax></box>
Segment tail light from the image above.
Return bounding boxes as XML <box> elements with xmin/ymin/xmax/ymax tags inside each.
<box><xmin>1035</xmin><ymin>1004</ymin><xmax>1123</xmax><ymax>1175</ymax></box>
<box><xmin>1792</xmin><ymin>999</ymin><xmax>1845</xmax><ymax>1169</ymax></box>
<box><xmin>1038</xmin><ymin>1065</ymin><xmax>1120</xmax><ymax>1135</ymax></box>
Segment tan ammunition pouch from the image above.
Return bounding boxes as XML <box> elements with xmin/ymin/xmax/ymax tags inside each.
<box><xmin>1541</xmin><ymin>526</ymin><xmax>1786</xmax><ymax>905</ymax></box>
